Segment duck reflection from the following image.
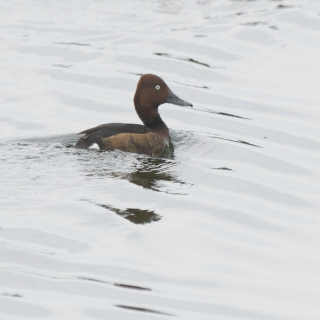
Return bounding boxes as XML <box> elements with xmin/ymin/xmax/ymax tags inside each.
<box><xmin>77</xmin><ymin>140</ymin><xmax>188</xmax><ymax>224</ymax></box>
<box><xmin>126</xmin><ymin>147</ymin><xmax>178</xmax><ymax>190</ymax></box>
<box><xmin>98</xmin><ymin>204</ymin><xmax>161</xmax><ymax>224</ymax></box>
<box><xmin>125</xmin><ymin>141</ymin><xmax>190</xmax><ymax>194</ymax></box>
<box><xmin>77</xmin><ymin>138</ymin><xmax>189</xmax><ymax>194</ymax></box>
<box><xmin>126</xmin><ymin>158</ymin><xmax>175</xmax><ymax>191</ymax></box>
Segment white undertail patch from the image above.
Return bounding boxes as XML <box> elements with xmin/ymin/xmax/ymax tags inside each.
<box><xmin>88</xmin><ymin>143</ymin><xmax>100</xmax><ymax>150</ymax></box>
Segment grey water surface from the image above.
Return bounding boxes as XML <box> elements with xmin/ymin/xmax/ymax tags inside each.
<box><xmin>1</xmin><ymin>0</ymin><xmax>320</xmax><ymax>319</ymax></box>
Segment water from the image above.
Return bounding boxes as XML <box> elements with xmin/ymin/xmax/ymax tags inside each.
<box><xmin>1</xmin><ymin>0</ymin><xmax>320</xmax><ymax>319</ymax></box>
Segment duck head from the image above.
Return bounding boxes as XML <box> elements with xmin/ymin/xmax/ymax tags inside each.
<box><xmin>134</xmin><ymin>74</ymin><xmax>193</xmax><ymax>127</ymax></box>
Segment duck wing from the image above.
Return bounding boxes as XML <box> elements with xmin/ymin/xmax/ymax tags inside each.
<box><xmin>74</xmin><ymin>123</ymin><xmax>151</xmax><ymax>149</ymax></box>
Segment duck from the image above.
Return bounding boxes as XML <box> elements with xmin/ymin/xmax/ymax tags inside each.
<box><xmin>74</xmin><ymin>74</ymin><xmax>193</xmax><ymax>156</ymax></box>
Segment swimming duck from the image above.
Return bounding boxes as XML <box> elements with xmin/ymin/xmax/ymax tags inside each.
<box><xmin>74</xmin><ymin>74</ymin><xmax>193</xmax><ymax>156</ymax></box>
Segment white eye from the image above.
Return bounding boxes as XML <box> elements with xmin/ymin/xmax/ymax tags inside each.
<box><xmin>155</xmin><ymin>85</ymin><xmax>160</xmax><ymax>90</ymax></box>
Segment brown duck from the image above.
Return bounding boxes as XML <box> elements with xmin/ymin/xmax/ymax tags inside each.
<box><xmin>74</xmin><ymin>74</ymin><xmax>193</xmax><ymax>156</ymax></box>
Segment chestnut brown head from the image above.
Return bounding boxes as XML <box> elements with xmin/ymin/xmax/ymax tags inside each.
<box><xmin>134</xmin><ymin>74</ymin><xmax>192</xmax><ymax>126</ymax></box>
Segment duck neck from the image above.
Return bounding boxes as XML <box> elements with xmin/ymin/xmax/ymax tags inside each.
<box><xmin>135</xmin><ymin>100</ymin><xmax>168</xmax><ymax>132</ymax></box>
<box><xmin>143</xmin><ymin>114</ymin><xmax>168</xmax><ymax>132</ymax></box>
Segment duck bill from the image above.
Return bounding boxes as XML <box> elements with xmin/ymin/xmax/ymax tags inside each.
<box><xmin>166</xmin><ymin>90</ymin><xmax>193</xmax><ymax>107</ymax></box>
